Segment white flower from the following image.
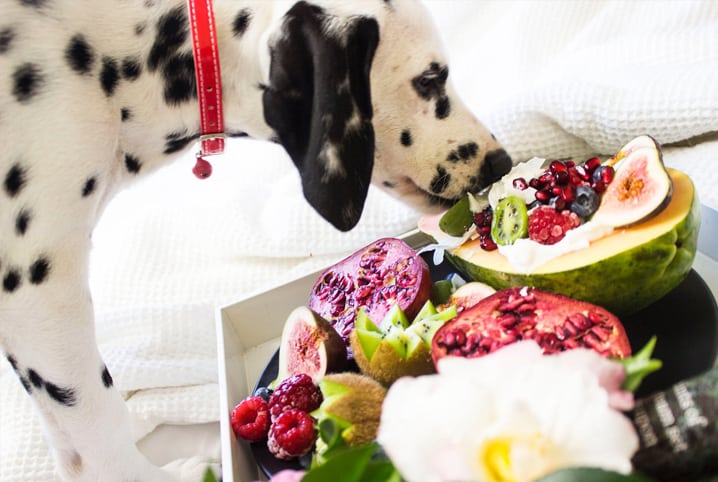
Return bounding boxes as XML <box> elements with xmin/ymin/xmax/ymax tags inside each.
<box><xmin>377</xmin><ymin>341</ymin><xmax>638</xmax><ymax>482</ymax></box>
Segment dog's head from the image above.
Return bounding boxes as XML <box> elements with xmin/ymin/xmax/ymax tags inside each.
<box><xmin>262</xmin><ymin>0</ymin><xmax>512</xmax><ymax>231</ymax></box>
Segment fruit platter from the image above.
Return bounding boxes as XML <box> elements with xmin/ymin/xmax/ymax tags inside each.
<box><xmin>217</xmin><ymin>136</ymin><xmax>718</xmax><ymax>482</ymax></box>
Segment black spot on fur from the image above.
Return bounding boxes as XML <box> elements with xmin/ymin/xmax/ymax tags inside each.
<box><xmin>124</xmin><ymin>153</ymin><xmax>142</xmax><ymax>173</ymax></box>
<box><xmin>382</xmin><ymin>180</ymin><xmax>396</xmax><ymax>188</ymax></box>
<box><xmin>233</xmin><ymin>8</ymin><xmax>252</xmax><ymax>37</ymax></box>
<box><xmin>12</xmin><ymin>63</ymin><xmax>44</xmax><ymax>103</ymax></box>
<box><xmin>27</xmin><ymin>369</ymin><xmax>44</xmax><ymax>388</ymax></box>
<box><xmin>65</xmin><ymin>34</ymin><xmax>95</xmax><ymax>74</ymax></box>
<box><xmin>121</xmin><ymin>107</ymin><xmax>132</xmax><ymax>121</ymax></box>
<box><xmin>458</xmin><ymin>142</ymin><xmax>478</xmax><ymax>160</ymax></box>
<box><xmin>29</xmin><ymin>257</ymin><xmax>50</xmax><ymax>284</ymax></box>
<box><xmin>5</xmin><ymin>163</ymin><xmax>27</xmax><ymax>197</ymax></box>
<box><xmin>447</xmin><ymin>142</ymin><xmax>479</xmax><ymax>163</ymax></box>
<box><xmin>430</xmin><ymin>165</ymin><xmax>451</xmax><ymax>194</ymax></box>
<box><xmin>19</xmin><ymin>377</ymin><xmax>32</xmax><ymax>393</ymax></box>
<box><xmin>6</xmin><ymin>355</ymin><xmax>18</xmax><ymax>371</ymax></box>
<box><xmin>148</xmin><ymin>6</ymin><xmax>188</xmax><ymax>71</ymax></box>
<box><xmin>400</xmin><ymin>129</ymin><xmax>412</xmax><ymax>147</ymax></box>
<box><xmin>101</xmin><ymin>366</ymin><xmax>114</xmax><ymax>388</ymax></box>
<box><xmin>100</xmin><ymin>56</ymin><xmax>120</xmax><ymax>96</ymax></box>
<box><xmin>0</xmin><ymin>27</ymin><xmax>15</xmax><ymax>54</ymax></box>
<box><xmin>45</xmin><ymin>382</ymin><xmax>77</xmax><ymax>406</ymax></box>
<box><xmin>162</xmin><ymin>51</ymin><xmax>196</xmax><ymax>105</ymax></box>
<box><xmin>435</xmin><ymin>96</ymin><xmax>450</xmax><ymax>119</ymax></box>
<box><xmin>135</xmin><ymin>22</ymin><xmax>146</xmax><ymax>36</ymax></box>
<box><xmin>3</xmin><ymin>269</ymin><xmax>21</xmax><ymax>292</ymax></box>
<box><xmin>164</xmin><ymin>130</ymin><xmax>198</xmax><ymax>154</ymax></box>
<box><xmin>121</xmin><ymin>57</ymin><xmax>142</xmax><ymax>80</ymax></box>
<box><xmin>227</xmin><ymin>130</ymin><xmax>248</xmax><ymax>138</ymax></box>
<box><xmin>19</xmin><ymin>0</ymin><xmax>47</xmax><ymax>7</ymax></box>
<box><xmin>15</xmin><ymin>208</ymin><xmax>31</xmax><ymax>235</ymax></box>
<box><xmin>81</xmin><ymin>177</ymin><xmax>96</xmax><ymax>197</ymax></box>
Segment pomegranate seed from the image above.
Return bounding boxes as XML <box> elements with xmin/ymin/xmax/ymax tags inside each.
<box><xmin>512</xmin><ymin>177</ymin><xmax>528</xmax><ymax>190</ymax></box>
<box><xmin>584</xmin><ymin>157</ymin><xmax>602</xmax><ymax>173</ymax></box>
<box><xmin>560</xmin><ymin>185</ymin><xmax>576</xmax><ymax>203</ymax></box>
<box><xmin>554</xmin><ymin>170</ymin><xmax>569</xmax><ymax>185</ymax></box>
<box><xmin>593</xmin><ymin>180</ymin><xmax>606</xmax><ymax>193</ymax></box>
<box><xmin>550</xmin><ymin>160</ymin><xmax>567</xmax><ymax>173</ymax></box>
<box><xmin>529</xmin><ymin>178</ymin><xmax>544</xmax><ymax>189</ymax></box>
<box><xmin>535</xmin><ymin>190</ymin><xmax>552</xmax><ymax>203</ymax></box>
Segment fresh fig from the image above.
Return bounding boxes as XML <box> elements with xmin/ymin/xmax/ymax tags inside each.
<box><xmin>275</xmin><ymin>306</ymin><xmax>347</xmax><ymax>385</ymax></box>
<box><xmin>349</xmin><ymin>301</ymin><xmax>456</xmax><ymax>386</ymax></box>
<box><xmin>431</xmin><ymin>286</ymin><xmax>632</xmax><ymax>365</ymax></box>
<box><xmin>445</xmin><ymin>281</ymin><xmax>496</xmax><ymax>313</ymax></box>
<box><xmin>591</xmin><ymin>135</ymin><xmax>673</xmax><ymax>228</ymax></box>
<box><xmin>308</xmin><ymin>238</ymin><xmax>433</xmax><ymax>357</ymax></box>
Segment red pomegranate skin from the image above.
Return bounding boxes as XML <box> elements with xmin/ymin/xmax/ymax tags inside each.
<box><xmin>308</xmin><ymin>238</ymin><xmax>433</xmax><ymax>353</ymax></box>
<box><xmin>431</xmin><ymin>286</ymin><xmax>631</xmax><ymax>365</ymax></box>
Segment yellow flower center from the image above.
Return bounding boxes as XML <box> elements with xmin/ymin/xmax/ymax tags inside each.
<box><xmin>482</xmin><ymin>438</ymin><xmax>517</xmax><ymax>482</ymax></box>
<box><xmin>480</xmin><ymin>433</ymin><xmax>557</xmax><ymax>482</ymax></box>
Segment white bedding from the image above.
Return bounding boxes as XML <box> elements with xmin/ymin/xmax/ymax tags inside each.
<box><xmin>2</xmin><ymin>1</ymin><xmax>718</xmax><ymax>480</ymax></box>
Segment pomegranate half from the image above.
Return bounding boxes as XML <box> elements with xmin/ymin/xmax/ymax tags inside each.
<box><xmin>308</xmin><ymin>238</ymin><xmax>433</xmax><ymax>357</ymax></box>
<box><xmin>431</xmin><ymin>286</ymin><xmax>631</xmax><ymax>365</ymax></box>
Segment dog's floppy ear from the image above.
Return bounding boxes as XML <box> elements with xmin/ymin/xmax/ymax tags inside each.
<box><xmin>262</xmin><ymin>2</ymin><xmax>379</xmax><ymax>231</ymax></box>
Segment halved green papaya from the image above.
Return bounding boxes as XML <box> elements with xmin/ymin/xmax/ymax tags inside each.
<box><xmin>444</xmin><ymin>169</ymin><xmax>700</xmax><ymax>315</ymax></box>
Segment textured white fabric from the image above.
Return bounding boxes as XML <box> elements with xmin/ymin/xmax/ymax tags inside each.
<box><xmin>2</xmin><ymin>1</ymin><xmax>718</xmax><ymax>481</ymax></box>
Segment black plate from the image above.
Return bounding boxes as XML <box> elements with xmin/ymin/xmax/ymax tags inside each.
<box><xmin>249</xmin><ymin>254</ymin><xmax>718</xmax><ymax>478</ymax></box>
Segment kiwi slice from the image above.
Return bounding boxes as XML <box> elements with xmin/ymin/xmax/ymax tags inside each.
<box><xmin>490</xmin><ymin>196</ymin><xmax>528</xmax><ymax>245</ymax></box>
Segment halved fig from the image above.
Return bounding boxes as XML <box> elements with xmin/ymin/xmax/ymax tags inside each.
<box><xmin>591</xmin><ymin>135</ymin><xmax>673</xmax><ymax>228</ymax></box>
<box><xmin>431</xmin><ymin>286</ymin><xmax>632</xmax><ymax>365</ymax></box>
<box><xmin>275</xmin><ymin>306</ymin><xmax>347</xmax><ymax>385</ymax></box>
<box><xmin>308</xmin><ymin>238</ymin><xmax>433</xmax><ymax>358</ymax></box>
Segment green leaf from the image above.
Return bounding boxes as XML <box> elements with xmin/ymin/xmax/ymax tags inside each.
<box><xmin>202</xmin><ymin>467</ymin><xmax>219</xmax><ymax>482</ymax></box>
<box><xmin>439</xmin><ymin>195</ymin><xmax>474</xmax><ymax>236</ymax></box>
<box><xmin>535</xmin><ymin>467</ymin><xmax>656</xmax><ymax>482</ymax></box>
<box><xmin>431</xmin><ymin>279</ymin><xmax>453</xmax><ymax>305</ymax></box>
<box><xmin>615</xmin><ymin>336</ymin><xmax>662</xmax><ymax>392</ymax></box>
<box><xmin>302</xmin><ymin>443</ymin><xmax>376</xmax><ymax>482</ymax></box>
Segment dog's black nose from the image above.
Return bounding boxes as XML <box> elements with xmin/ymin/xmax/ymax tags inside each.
<box><xmin>482</xmin><ymin>148</ymin><xmax>513</xmax><ymax>183</ymax></box>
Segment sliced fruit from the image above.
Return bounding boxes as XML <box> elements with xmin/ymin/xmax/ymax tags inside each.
<box><xmin>491</xmin><ymin>196</ymin><xmax>528</xmax><ymax>245</ymax></box>
<box><xmin>312</xmin><ymin>373</ymin><xmax>387</xmax><ymax>464</ymax></box>
<box><xmin>591</xmin><ymin>135</ymin><xmax>673</xmax><ymax>228</ymax></box>
<box><xmin>435</xmin><ymin>168</ymin><xmax>699</xmax><ymax>315</ymax></box>
<box><xmin>308</xmin><ymin>238</ymin><xmax>433</xmax><ymax>358</ymax></box>
<box><xmin>431</xmin><ymin>286</ymin><xmax>632</xmax><ymax>365</ymax></box>
<box><xmin>274</xmin><ymin>307</ymin><xmax>347</xmax><ymax>385</ymax></box>
<box><xmin>349</xmin><ymin>301</ymin><xmax>457</xmax><ymax>386</ymax></box>
<box><xmin>444</xmin><ymin>281</ymin><xmax>496</xmax><ymax>313</ymax></box>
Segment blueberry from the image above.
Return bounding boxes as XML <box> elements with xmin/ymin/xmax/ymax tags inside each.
<box><xmin>571</xmin><ymin>186</ymin><xmax>600</xmax><ymax>219</ymax></box>
<box><xmin>253</xmin><ymin>386</ymin><xmax>273</xmax><ymax>401</ymax></box>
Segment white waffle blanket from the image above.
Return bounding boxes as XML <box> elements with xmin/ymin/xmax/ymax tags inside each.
<box><xmin>2</xmin><ymin>1</ymin><xmax>718</xmax><ymax>480</ymax></box>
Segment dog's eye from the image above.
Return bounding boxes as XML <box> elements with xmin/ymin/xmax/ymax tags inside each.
<box><xmin>412</xmin><ymin>64</ymin><xmax>449</xmax><ymax>99</ymax></box>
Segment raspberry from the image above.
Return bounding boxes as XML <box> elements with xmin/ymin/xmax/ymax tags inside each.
<box><xmin>528</xmin><ymin>207</ymin><xmax>581</xmax><ymax>245</ymax></box>
<box><xmin>230</xmin><ymin>396</ymin><xmax>271</xmax><ymax>442</ymax></box>
<box><xmin>267</xmin><ymin>409</ymin><xmax>317</xmax><ymax>460</ymax></box>
<box><xmin>268</xmin><ymin>373</ymin><xmax>323</xmax><ymax>422</ymax></box>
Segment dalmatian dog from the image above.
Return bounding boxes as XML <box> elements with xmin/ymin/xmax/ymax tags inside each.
<box><xmin>0</xmin><ymin>0</ymin><xmax>511</xmax><ymax>480</ymax></box>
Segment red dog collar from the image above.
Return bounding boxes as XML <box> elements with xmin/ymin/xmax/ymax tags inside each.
<box><xmin>187</xmin><ymin>0</ymin><xmax>224</xmax><ymax>179</ymax></box>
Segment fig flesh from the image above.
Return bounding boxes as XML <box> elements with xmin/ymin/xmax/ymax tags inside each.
<box><xmin>308</xmin><ymin>238</ymin><xmax>433</xmax><ymax>358</ymax></box>
<box><xmin>591</xmin><ymin>135</ymin><xmax>673</xmax><ymax>228</ymax></box>
<box><xmin>275</xmin><ymin>306</ymin><xmax>347</xmax><ymax>385</ymax></box>
<box><xmin>431</xmin><ymin>286</ymin><xmax>631</xmax><ymax>365</ymax></box>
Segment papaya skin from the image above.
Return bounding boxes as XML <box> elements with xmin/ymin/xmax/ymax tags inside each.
<box><xmin>445</xmin><ymin>169</ymin><xmax>700</xmax><ymax>315</ymax></box>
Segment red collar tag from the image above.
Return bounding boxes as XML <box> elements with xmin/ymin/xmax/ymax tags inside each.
<box><xmin>187</xmin><ymin>0</ymin><xmax>225</xmax><ymax>179</ymax></box>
